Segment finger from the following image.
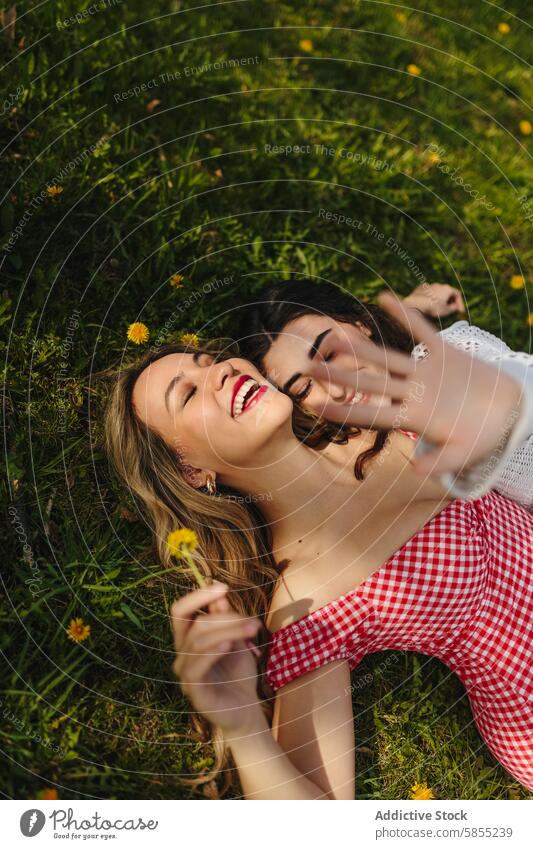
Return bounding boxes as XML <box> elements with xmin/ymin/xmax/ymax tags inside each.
<box><xmin>377</xmin><ymin>291</ymin><xmax>441</xmax><ymax>349</ymax></box>
<box><xmin>310</xmin><ymin>363</ymin><xmax>409</xmax><ymax>400</ymax></box>
<box><xmin>170</xmin><ymin>583</ymin><xmax>228</xmax><ymax>649</ymax></box>
<box><xmin>208</xmin><ymin>586</ymin><xmax>233</xmax><ymax>614</ymax></box>
<box><xmin>189</xmin><ymin>620</ymin><xmax>261</xmax><ymax>654</ymax></box>
<box><xmin>173</xmin><ymin>634</ymin><xmax>237</xmax><ymax>683</ymax></box>
<box><xmin>186</xmin><ymin>610</ymin><xmax>259</xmax><ymax>639</ymax></box>
<box><xmin>442</xmin><ymin>285</ymin><xmax>463</xmax><ymax>308</ymax></box>
<box><xmin>451</xmin><ymin>290</ymin><xmax>465</xmax><ymax>312</ymax></box>
<box><xmin>313</xmin><ymin>333</ymin><xmax>416</xmax><ymax>377</ymax></box>
<box><xmin>185</xmin><ymin>640</ymin><xmax>254</xmax><ymax>685</ymax></box>
<box><xmin>186</xmin><ymin>609</ymin><xmax>249</xmax><ymax>638</ymax></box>
<box><xmin>178</xmin><ymin>642</ymin><xmax>235</xmax><ymax>685</ymax></box>
<box><xmin>318</xmin><ymin>398</ymin><xmax>408</xmax><ymax>430</ymax></box>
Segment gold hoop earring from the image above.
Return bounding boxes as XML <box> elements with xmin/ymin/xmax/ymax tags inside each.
<box><xmin>206</xmin><ymin>474</ymin><xmax>217</xmax><ymax>495</ymax></box>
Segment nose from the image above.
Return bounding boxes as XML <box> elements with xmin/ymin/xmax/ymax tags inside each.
<box><xmin>209</xmin><ymin>360</ymin><xmax>236</xmax><ymax>392</ymax></box>
<box><xmin>325</xmin><ymin>380</ymin><xmax>346</xmax><ymax>401</ymax></box>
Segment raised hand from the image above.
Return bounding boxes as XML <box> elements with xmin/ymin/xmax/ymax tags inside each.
<box><xmin>310</xmin><ymin>292</ymin><xmax>523</xmax><ymax>478</ymax></box>
<box><xmin>403</xmin><ymin>282</ymin><xmax>465</xmax><ymax>318</ymax></box>
<box><xmin>171</xmin><ymin>583</ymin><xmax>263</xmax><ymax>734</ymax></box>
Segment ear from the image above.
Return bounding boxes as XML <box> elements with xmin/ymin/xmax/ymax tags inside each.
<box><xmin>355</xmin><ymin>321</ymin><xmax>372</xmax><ymax>338</ymax></box>
<box><xmin>182</xmin><ymin>465</ymin><xmax>216</xmax><ymax>490</ymax></box>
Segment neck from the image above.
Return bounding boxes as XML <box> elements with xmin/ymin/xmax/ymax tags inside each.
<box><xmin>221</xmin><ymin>429</ymin><xmax>363</xmax><ymax>529</ymax></box>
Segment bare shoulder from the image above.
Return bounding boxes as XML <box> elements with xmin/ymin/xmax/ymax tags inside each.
<box><xmin>265</xmin><ymin>559</ymin><xmax>319</xmax><ymax>634</ymax></box>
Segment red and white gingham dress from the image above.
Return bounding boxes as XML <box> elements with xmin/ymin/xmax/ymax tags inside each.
<box><xmin>266</xmin><ymin>489</ymin><xmax>533</xmax><ymax>791</ymax></box>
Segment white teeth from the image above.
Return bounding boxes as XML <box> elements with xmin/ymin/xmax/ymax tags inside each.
<box><xmin>233</xmin><ymin>378</ymin><xmax>258</xmax><ymax>417</ymax></box>
<box><xmin>351</xmin><ymin>391</ymin><xmax>364</xmax><ymax>404</ymax></box>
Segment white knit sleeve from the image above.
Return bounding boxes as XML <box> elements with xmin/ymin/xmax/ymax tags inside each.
<box><xmin>440</xmin><ymin>320</ymin><xmax>513</xmax><ymax>356</ymax></box>
<box><xmin>411</xmin><ymin>323</ymin><xmax>533</xmax><ymax>511</ymax></box>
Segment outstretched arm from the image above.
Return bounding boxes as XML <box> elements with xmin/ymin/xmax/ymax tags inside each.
<box><xmin>309</xmin><ymin>292</ymin><xmax>525</xmax><ymax>482</ymax></box>
<box><xmin>403</xmin><ymin>282</ymin><xmax>465</xmax><ymax>318</ymax></box>
<box><xmin>171</xmin><ymin>584</ymin><xmax>355</xmax><ymax>799</ymax></box>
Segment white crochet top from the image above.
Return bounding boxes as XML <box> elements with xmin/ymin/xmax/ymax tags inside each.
<box><xmin>411</xmin><ymin>321</ymin><xmax>533</xmax><ymax>511</ymax></box>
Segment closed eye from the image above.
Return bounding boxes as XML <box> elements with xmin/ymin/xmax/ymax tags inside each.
<box><xmin>293</xmin><ymin>379</ymin><xmax>312</xmax><ymax>402</ymax></box>
<box><xmin>184</xmin><ymin>386</ymin><xmax>197</xmax><ymax>406</ymax></box>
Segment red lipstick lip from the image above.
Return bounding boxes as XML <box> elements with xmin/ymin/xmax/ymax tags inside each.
<box><xmin>240</xmin><ymin>384</ymin><xmax>268</xmax><ymax>416</ymax></box>
<box><xmin>231</xmin><ymin>374</ymin><xmax>254</xmax><ymax>417</ymax></box>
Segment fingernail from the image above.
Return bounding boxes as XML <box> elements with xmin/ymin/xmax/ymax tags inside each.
<box><xmin>246</xmin><ymin>640</ymin><xmax>262</xmax><ymax>658</ymax></box>
<box><xmin>212</xmin><ymin>581</ymin><xmax>228</xmax><ymax>590</ymax></box>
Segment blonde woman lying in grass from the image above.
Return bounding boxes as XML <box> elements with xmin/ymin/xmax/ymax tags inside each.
<box><xmin>104</xmin><ymin>293</ymin><xmax>532</xmax><ymax>798</ymax></box>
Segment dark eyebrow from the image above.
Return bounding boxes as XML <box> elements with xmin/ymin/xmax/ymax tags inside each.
<box><xmin>282</xmin><ymin>371</ymin><xmax>302</xmax><ymax>394</ymax></box>
<box><xmin>281</xmin><ymin>328</ymin><xmax>332</xmax><ymax>394</ymax></box>
<box><xmin>308</xmin><ymin>328</ymin><xmax>331</xmax><ymax>359</ymax></box>
<box><xmin>164</xmin><ymin>373</ymin><xmax>183</xmax><ymax>412</ymax></box>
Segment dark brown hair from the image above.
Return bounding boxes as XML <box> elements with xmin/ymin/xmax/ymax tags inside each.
<box><xmin>237</xmin><ymin>279</ymin><xmax>414</xmax><ymax>479</ymax></box>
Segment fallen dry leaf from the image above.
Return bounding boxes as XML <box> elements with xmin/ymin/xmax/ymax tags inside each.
<box><xmin>0</xmin><ymin>5</ymin><xmax>16</xmax><ymax>42</ymax></box>
<box><xmin>117</xmin><ymin>505</ymin><xmax>139</xmax><ymax>522</ymax></box>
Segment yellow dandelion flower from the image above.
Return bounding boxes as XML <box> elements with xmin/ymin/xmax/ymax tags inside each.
<box><xmin>428</xmin><ymin>152</ymin><xmax>441</xmax><ymax>164</ymax></box>
<box><xmin>407</xmin><ymin>64</ymin><xmax>421</xmax><ymax>76</ymax></box>
<box><xmin>66</xmin><ymin>618</ymin><xmax>91</xmax><ymax>643</ymax></box>
<box><xmin>170</xmin><ymin>273</ymin><xmax>184</xmax><ymax>288</ymax></box>
<box><xmin>497</xmin><ymin>22</ymin><xmax>510</xmax><ymax>34</ymax></box>
<box><xmin>299</xmin><ymin>39</ymin><xmax>313</xmax><ymax>52</ymax></box>
<box><xmin>127</xmin><ymin>322</ymin><xmax>150</xmax><ymax>345</ymax></box>
<box><xmin>395</xmin><ymin>12</ymin><xmax>407</xmax><ymax>23</ymax></box>
<box><xmin>519</xmin><ymin>120</ymin><xmax>532</xmax><ymax>136</ymax></box>
<box><xmin>528</xmin><ymin>312</ymin><xmax>533</xmax><ymax>326</ymax></box>
<box><xmin>46</xmin><ymin>185</ymin><xmax>63</xmax><ymax>197</ymax></box>
<box><xmin>180</xmin><ymin>332</ymin><xmax>199</xmax><ymax>347</ymax></box>
<box><xmin>510</xmin><ymin>275</ymin><xmax>525</xmax><ymax>289</ymax></box>
<box><xmin>167</xmin><ymin>528</ymin><xmax>205</xmax><ymax>586</ymax></box>
<box><xmin>410</xmin><ymin>782</ymin><xmax>435</xmax><ymax>800</ymax></box>
<box><xmin>38</xmin><ymin>788</ymin><xmax>59</xmax><ymax>800</ymax></box>
<box><xmin>167</xmin><ymin>528</ymin><xmax>199</xmax><ymax>557</ymax></box>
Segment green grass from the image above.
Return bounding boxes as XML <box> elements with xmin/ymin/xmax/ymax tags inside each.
<box><xmin>1</xmin><ymin>0</ymin><xmax>532</xmax><ymax>799</ymax></box>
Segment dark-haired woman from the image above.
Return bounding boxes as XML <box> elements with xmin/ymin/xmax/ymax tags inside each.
<box><xmin>238</xmin><ymin>279</ymin><xmax>532</xmax><ymax>509</ymax></box>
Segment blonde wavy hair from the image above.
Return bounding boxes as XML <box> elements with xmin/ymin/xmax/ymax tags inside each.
<box><xmin>103</xmin><ymin>342</ymin><xmax>280</xmax><ymax>795</ymax></box>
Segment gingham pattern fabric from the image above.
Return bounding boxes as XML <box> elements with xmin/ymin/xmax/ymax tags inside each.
<box><xmin>266</xmin><ymin>491</ymin><xmax>533</xmax><ymax>790</ymax></box>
